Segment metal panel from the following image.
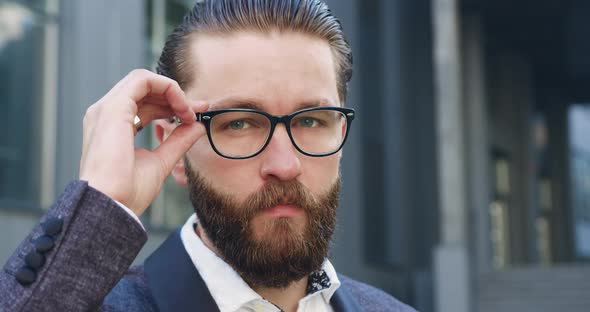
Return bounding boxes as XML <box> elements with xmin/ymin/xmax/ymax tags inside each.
<box><xmin>56</xmin><ymin>0</ymin><xmax>146</xmax><ymax>194</ymax></box>
<box><xmin>327</xmin><ymin>0</ymin><xmax>437</xmax><ymax>308</ymax></box>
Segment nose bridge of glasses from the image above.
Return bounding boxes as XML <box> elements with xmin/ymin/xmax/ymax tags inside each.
<box><xmin>266</xmin><ymin>114</ymin><xmax>290</xmax><ymax>134</ymax></box>
<box><xmin>269</xmin><ymin>116</ymin><xmax>292</xmax><ymax>140</ymax></box>
<box><xmin>270</xmin><ymin>114</ymin><xmax>290</xmax><ymax>124</ymax></box>
<box><xmin>262</xmin><ymin>117</ymin><xmax>299</xmax><ymax>157</ymax></box>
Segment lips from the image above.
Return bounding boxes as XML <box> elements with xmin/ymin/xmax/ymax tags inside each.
<box><xmin>263</xmin><ymin>204</ymin><xmax>304</xmax><ymax>217</ymax></box>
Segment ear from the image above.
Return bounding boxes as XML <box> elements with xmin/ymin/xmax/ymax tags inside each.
<box><xmin>154</xmin><ymin>120</ymin><xmax>189</xmax><ymax>186</ymax></box>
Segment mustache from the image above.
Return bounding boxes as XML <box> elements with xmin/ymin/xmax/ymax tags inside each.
<box><xmin>241</xmin><ymin>180</ymin><xmax>318</xmax><ymax>218</ymax></box>
<box><xmin>185</xmin><ymin>165</ymin><xmax>341</xmax><ymax>288</ymax></box>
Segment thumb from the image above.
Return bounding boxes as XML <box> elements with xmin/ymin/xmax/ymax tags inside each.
<box><xmin>153</xmin><ymin>122</ymin><xmax>205</xmax><ymax>174</ymax></box>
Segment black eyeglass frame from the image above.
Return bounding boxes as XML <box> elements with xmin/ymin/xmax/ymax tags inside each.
<box><xmin>194</xmin><ymin>106</ymin><xmax>356</xmax><ymax>160</ymax></box>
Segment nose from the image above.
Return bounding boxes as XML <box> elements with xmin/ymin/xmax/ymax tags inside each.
<box><xmin>259</xmin><ymin>124</ymin><xmax>302</xmax><ymax>182</ymax></box>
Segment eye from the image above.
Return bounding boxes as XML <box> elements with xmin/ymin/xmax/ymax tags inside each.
<box><xmin>228</xmin><ymin>119</ymin><xmax>249</xmax><ymax>130</ymax></box>
<box><xmin>297</xmin><ymin>117</ymin><xmax>319</xmax><ymax>128</ymax></box>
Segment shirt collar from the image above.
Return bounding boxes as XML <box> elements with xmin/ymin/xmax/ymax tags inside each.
<box><xmin>179</xmin><ymin>213</ymin><xmax>340</xmax><ymax>311</ymax></box>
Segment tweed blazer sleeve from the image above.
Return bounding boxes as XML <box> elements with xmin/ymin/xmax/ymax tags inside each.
<box><xmin>0</xmin><ymin>180</ymin><xmax>147</xmax><ymax>312</ymax></box>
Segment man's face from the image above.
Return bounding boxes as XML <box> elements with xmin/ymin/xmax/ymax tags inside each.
<box><xmin>178</xmin><ymin>31</ymin><xmax>342</xmax><ymax>287</ymax></box>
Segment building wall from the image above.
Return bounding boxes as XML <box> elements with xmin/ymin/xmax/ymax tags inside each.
<box><xmin>328</xmin><ymin>0</ymin><xmax>437</xmax><ymax>310</ymax></box>
<box><xmin>462</xmin><ymin>1</ymin><xmax>590</xmax><ymax>311</ymax></box>
<box><xmin>0</xmin><ymin>0</ymin><xmax>437</xmax><ymax>310</ymax></box>
<box><xmin>0</xmin><ymin>0</ymin><xmax>147</xmax><ymax>261</ymax></box>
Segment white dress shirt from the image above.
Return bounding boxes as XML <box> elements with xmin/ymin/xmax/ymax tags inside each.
<box><xmin>116</xmin><ymin>201</ymin><xmax>340</xmax><ymax>312</ymax></box>
<box><xmin>179</xmin><ymin>213</ymin><xmax>341</xmax><ymax>312</ymax></box>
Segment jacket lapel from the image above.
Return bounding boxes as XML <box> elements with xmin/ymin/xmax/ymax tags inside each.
<box><xmin>331</xmin><ymin>280</ymin><xmax>363</xmax><ymax>312</ymax></box>
<box><xmin>144</xmin><ymin>229</ymin><xmax>219</xmax><ymax>312</ymax></box>
<box><xmin>144</xmin><ymin>228</ymin><xmax>362</xmax><ymax>312</ymax></box>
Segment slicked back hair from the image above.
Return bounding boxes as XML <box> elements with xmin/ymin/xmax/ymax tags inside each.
<box><xmin>156</xmin><ymin>0</ymin><xmax>353</xmax><ymax>102</ymax></box>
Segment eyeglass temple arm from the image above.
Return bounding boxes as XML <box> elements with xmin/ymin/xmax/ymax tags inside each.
<box><xmin>166</xmin><ymin>113</ymin><xmax>206</xmax><ymax>124</ymax></box>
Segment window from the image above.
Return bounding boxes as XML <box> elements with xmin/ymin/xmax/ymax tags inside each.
<box><xmin>568</xmin><ymin>105</ymin><xmax>590</xmax><ymax>261</ymax></box>
<box><xmin>0</xmin><ymin>0</ymin><xmax>59</xmax><ymax>210</ymax></box>
<box><xmin>144</xmin><ymin>0</ymin><xmax>194</xmax><ymax>228</ymax></box>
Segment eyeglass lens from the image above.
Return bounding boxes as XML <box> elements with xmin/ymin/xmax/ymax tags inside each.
<box><xmin>208</xmin><ymin>109</ymin><xmax>347</xmax><ymax>157</ymax></box>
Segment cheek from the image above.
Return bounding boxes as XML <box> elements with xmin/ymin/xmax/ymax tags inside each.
<box><xmin>186</xmin><ymin>137</ymin><xmax>341</xmax><ymax>200</ymax></box>
<box><xmin>187</xmin><ymin>137</ymin><xmax>216</xmax><ymax>170</ymax></box>
<box><xmin>187</xmin><ymin>138</ymin><xmax>264</xmax><ymax>200</ymax></box>
<box><xmin>300</xmin><ymin>154</ymin><xmax>340</xmax><ymax>194</ymax></box>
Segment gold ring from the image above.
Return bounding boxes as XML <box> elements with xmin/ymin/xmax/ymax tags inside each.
<box><xmin>133</xmin><ymin>115</ymin><xmax>143</xmax><ymax>132</ymax></box>
<box><xmin>167</xmin><ymin>116</ymin><xmax>182</xmax><ymax>124</ymax></box>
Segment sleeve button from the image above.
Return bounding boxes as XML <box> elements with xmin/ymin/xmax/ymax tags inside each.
<box><xmin>42</xmin><ymin>217</ymin><xmax>63</xmax><ymax>236</ymax></box>
<box><xmin>15</xmin><ymin>267</ymin><xmax>36</xmax><ymax>285</ymax></box>
<box><xmin>34</xmin><ymin>235</ymin><xmax>55</xmax><ymax>253</ymax></box>
<box><xmin>25</xmin><ymin>251</ymin><xmax>46</xmax><ymax>269</ymax></box>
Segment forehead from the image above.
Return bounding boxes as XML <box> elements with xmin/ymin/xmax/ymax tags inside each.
<box><xmin>184</xmin><ymin>31</ymin><xmax>340</xmax><ymax>112</ymax></box>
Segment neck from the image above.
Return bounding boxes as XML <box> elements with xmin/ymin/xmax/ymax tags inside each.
<box><xmin>195</xmin><ymin>224</ymin><xmax>307</xmax><ymax>312</ymax></box>
<box><xmin>253</xmin><ymin>278</ymin><xmax>308</xmax><ymax>312</ymax></box>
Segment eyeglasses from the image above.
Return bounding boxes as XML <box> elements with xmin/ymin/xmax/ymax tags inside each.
<box><xmin>172</xmin><ymin>107</ymin><xmax>355</xmax><ymax>159</ymax></box>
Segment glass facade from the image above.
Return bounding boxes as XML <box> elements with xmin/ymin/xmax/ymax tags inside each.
<box><xmin>488</xmin><ymin>101</ymin><xmax>590</xmax><ymax>267</ymax></box>
<box><xmin>144</xmin><ymin>0</ymin><xmax>194</xmax><ymax>228</ymax></box>
<box><xmin>568</xmin><ymin>105</ymin><xmax>590</xmax><ymax>261</ymax></box>
<box><xmin>0</xmin><ymin>0</ymin><xmax>59</xmax><ymax>209</ymax></box>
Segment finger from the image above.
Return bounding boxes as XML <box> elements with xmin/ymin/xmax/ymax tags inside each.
<box><xmin>115</xmin><ymin>70</ymin><xmax>195</xmax><ymax>125</ymax></box>
<box><xmin>138</xmin><ymin>96</ymin><xmax>171</xmax><ymax>107</ymax></box>
<box><xmin>152</xmin><ymin>122</ymin><xmax>205</xmax><ymax>174</ymax></box>
<box><xmin>136</xmin><ymin>104</ymin><xmax>175</xmax><ymax>127</ymax></box>
<box><xmin>191</xmin><ymin>100</ymin><xmax>209</xmax><ymax>113</ymax></box>
<box><xmin>81</xmin><ymin>104</ymin><xmax>100</xmax><ymax>166</ymax></box>
<box><xmin>141</xmin><ymin>97</ymin><xmax>208</xmax><ymax>112</ymax></box>
<box><xmin>140</xmin><ymin>100</ymin><xmax>208</xmax><ymax>125</ymax></box>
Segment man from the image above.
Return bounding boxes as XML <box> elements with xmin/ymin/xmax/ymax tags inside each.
<box><xmin>0</xmin><ymin>1</ymin><xmax>415</xmax><ymax>311</ymax></box>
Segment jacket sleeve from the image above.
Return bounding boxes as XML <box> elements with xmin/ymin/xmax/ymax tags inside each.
<box><xmin>0</xmin><ymin>180</ymin><xmax>147</xmax><ymax>312</ymax></box>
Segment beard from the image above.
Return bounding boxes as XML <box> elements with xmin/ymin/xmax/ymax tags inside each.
<box><xmin>185</xmin><ymin>160</ymin><xmax>339</xmax><ymax>289</ymax></box>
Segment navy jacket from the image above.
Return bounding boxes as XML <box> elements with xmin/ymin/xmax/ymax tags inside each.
<box><xmin>0</xmin><ymin>181</ymin><xmax>416</xmax><ymax>312</ymax></box>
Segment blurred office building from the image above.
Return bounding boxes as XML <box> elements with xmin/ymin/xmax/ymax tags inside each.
<box><xmin>1</xmin><ymin>0</ymin><xmax>589</xmax><ymax>311</ymax></box>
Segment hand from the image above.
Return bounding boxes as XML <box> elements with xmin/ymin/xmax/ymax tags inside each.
<box><xmin>79</xmin><ymin>69</ymin><xmax>208</xmax><ymax>217</ymax></box>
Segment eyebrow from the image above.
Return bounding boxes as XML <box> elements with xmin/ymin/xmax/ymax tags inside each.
<box><xmin>209</xmin><ymin>97</ymin><xmax>337</xmax><ymax>112</ymax></box>
<box><xmin>213</xmin><ymin>102</ymin><xmax>261</xmax><ymax>110</ymax></box>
